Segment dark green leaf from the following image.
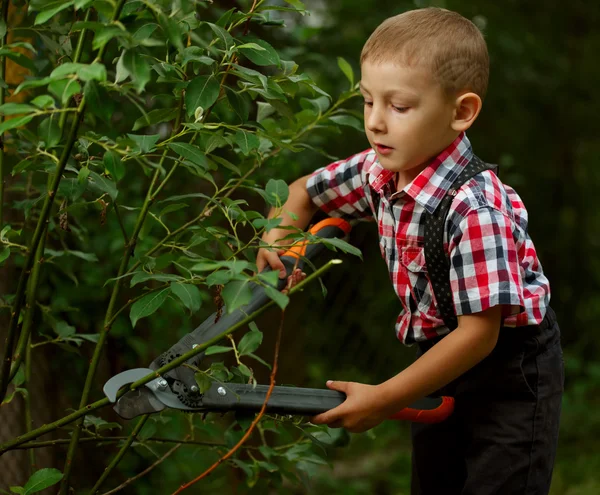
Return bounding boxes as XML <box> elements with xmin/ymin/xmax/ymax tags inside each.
<box><xmin>328</xmin><ymin>114</ymin><xmax>363</xmax><ymax>132</ymax></box>
<box><xmin>238</xmin><ymin>328</ymin><xmax>263</xmax><ymax>356</ymax></box>
<box><xmin>235</xmin><ymin>130</ymin><xmax>260</xmax><ymax>155</ymax></box>
<box><xmin>206</xmin><ymin>22</ymin><xmax>234</xmax><ymax>51</ymax></box>
<box><xmin>158</xmin><ymin>203</ymin><xmax>188</xmax><ymax>217</ymax></box>
<box><xmin>321</xmin><ymin>237</ymin><xmax>363</xmax><ymax>259</ymax></box>
<box><xmin>168</xmin><ymin>142</ymin><xmax>208</xmax><ymax>167</ymax></box>
<box><xmin>38</xmin><ymin>114</ymin><xmax>61</xmax><ymax>148</ymax></box>
<box><xmin>130</xmin><ymin>288</ymin><xmax>170</xmax><ymax>328</ymax></box>
<box><xmin>222</xmin><ymin>280</ymin><xmax>252</xmax><ymax>312</ymax></box>
<box><xmin>30</xmin><ymin>95</ymin><xmax>54</xmax><ymax>109</ymax></box>
<box><xmin>252</xmin><ymin>217</ymin><xmax>282</xmax><ymax>232</ymax></box>
<box><xmin>238</xmin><ymin>37</ymin><xmax>280</xmax><ymax>67</ymax></box>
<box><xmin>84</xmin><ymin>80</ymin><xmax>112</xmax><ymax>122</ymax></box>
<box><xmin>55</xmin><ymin>321</ymin><xmax>76</xmax><ymax>338</ymax></box>
<box><xmin>204</xmin><ymin>345</ymin><xmax>233</xmax><ymax>356</ymax></box>
<box><xmin>265</xmin><ymin>179</ymin><xmax>289</xmax><ymax>206</ymax></box>
<box><xmin>92</xmin><ymin>25</ymin><xmax>127</xmax><ymax>51</ymax></box>
<box><xmin>58</xmin><ymin>178</ymin><xmax>86</xmax><ymax>201</ymax></box>
<box><xmin>22</xmin><ymin>468</ymin><xmax>64</xmax><ymax>494</ymax></box>
<box><xmin>130</xmin><ymin>272</ymin><xmax>183</xmax><ymax>287</ymax></box>
<box><xmin>88</xmin><ymin>171</ymin><xmax>118</xmax><ymax>200</ymax></box>
<box><xmin>182</xmin><ymin>47</ymin><xmax>214</xmax><ymax>66</ymax></box>
<box><xmin>103</xmin><ymin>150</ymin><xmax>125</xmax><ymax>181</ymax></box>
<box><xmin>127</xmin><ymin>134</ymin><xmax>160</xmax><ymax>154</ymax></box>
<box><xmin>337</xmin><ymin>57</ymin><xmax>354</xmax><ymax>87</ymax></box>
<box><xmin>264</xmin><ymin>285</ymin><xmax>289</xmax><ymax>310</ymax></box>
<box><xmin>35</xmin><ymin>2</ymin><xmax>75</xmax><ymax>25</ymax></box>
<box><xmin>123</xmin><ymin>50</ymin><xmax>151</xmax><ymax>94</ymax></box>
<box><xmin>170</xmin><ymin>283</ymin><xmax>202</xmax><ymax>313</ymax></box>
<box><xmin>133</xmin><ymin>107</ymin><xmax>178</xmax><ymax>131</ymax></box>
<box><xmin>0</xmin><ymin>103</ymin><xmax>37</xmax><ymax>115</ymax></box>
<box><xmin>78</xmin><ymin>63</ymin><xmax>107</xmax><ymax>82</ymax></box>
<box><xmin>0</xmin><ymin>115</ymin><xmax>34</xmax><ymax>134</ymax></box>
<box><xmin>210</xmin><ymin>155</ymin><xmax>241</xmax><ymax>176</ymax></box>
<box><xmin>49</xmin><ymin>78</ymin><xmax>81</xmax><ymax>106</ymax></box>
<box><xmin>0</xmin><ymin>246</ymin><xmax>9</xmax><ymax>265</ymax></box>
<box><xmin>158</xmin><ymin>12</ymin><xmax>184</xmax><ymax>53</ymax></box>
<box><xmin>194</xmin><ymin>372</ymin><xmax>212</xmax><ymax>393</ymax></box>
<box><xmin>226</xmin><ymin>87</ymin><xmax>251</xmax><ymax>122</ymax></box>
<box><xmin>185</xmin><ymin>75</ymin><xmax>220</xmax><ymax>117</ymax></box>
<box><xmin>206</xmin><ymin>270</ymin><xmax>234</xmax><ymax>286</ymax></box>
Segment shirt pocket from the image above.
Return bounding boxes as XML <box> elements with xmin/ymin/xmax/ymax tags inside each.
<box><xmin>401</xmin><ymin>245</ymin><xmax>435</xmax><ymax>315</ymax></box>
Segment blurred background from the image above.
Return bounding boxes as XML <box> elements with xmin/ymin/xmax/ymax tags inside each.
<box><xmin>1</xmin><ymin>0</ymin><xmax>599</xmax><ymax>493</ymax></box>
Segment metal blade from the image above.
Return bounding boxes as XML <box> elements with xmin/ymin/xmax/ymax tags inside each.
<box><xmin>114</xmin><ymin>387</ymin><xmax>166</xmax><ymax>419</ymax></box>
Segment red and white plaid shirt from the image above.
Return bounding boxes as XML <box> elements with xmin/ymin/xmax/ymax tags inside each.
<box><xmin>306</xmin><ymin>133</ymin><xmax>550</xmax><ymax>345</ymax></box>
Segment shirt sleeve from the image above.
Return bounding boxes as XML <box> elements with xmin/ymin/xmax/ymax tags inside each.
<box><xmin>447</xmin><ymin>206</ymin><xmax>526</xmax><ymax>317</ymax></box>
<box><xmin>306</xmin><ymin>152</ymin><xmax>375</xmax><ymax>220</ymax></box>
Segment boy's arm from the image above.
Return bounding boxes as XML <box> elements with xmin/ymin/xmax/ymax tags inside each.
<box><xmin>256</xmin><ymin>174</ymin><xmax>319</xmax><ymax>277</ymax></box>
<box><xmin>312</xmin><ymin>305</ymin><xmax>502</xmax><ymax>432</ymax></box>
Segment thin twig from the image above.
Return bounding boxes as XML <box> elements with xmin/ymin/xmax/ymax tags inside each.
<box><xmin>171</xmin><ymin>285</ymin><xmax>287</xmax><ymax>494</ymax></box>
<box><xmin>101</xmin><ymin>440</ymin><xmax>185</xmax><ymax>495</ymax></box>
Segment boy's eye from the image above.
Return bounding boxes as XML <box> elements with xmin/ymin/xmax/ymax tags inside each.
<box><xmin>363</xmin><ymin>100</ymin><xmax>373</xmax><ymax>107</ymax></box>
<box><xmin>392</xmin><ymin>105</ymin><xmax>409</xmax><ymax>113</ymax></box>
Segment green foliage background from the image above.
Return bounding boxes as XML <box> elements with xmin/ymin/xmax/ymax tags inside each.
<box><xmin>0</xmin><ymin>0</ymin><xmax>598</xmax><ymax>493</ymax></box>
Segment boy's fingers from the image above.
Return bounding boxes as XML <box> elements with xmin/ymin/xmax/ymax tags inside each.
<box><xmin>326</xmin><ymin>380</ymin><xmax>349</xmax><ymax>393</ymax></box>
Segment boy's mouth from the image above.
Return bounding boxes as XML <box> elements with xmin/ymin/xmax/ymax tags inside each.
<box><xmin>375</xmin><ymin>143</ymin><xmax>394</xmax><ymax>155</ymax></box>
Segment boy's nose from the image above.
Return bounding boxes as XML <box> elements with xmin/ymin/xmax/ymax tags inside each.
<box><xmin>365</xmin><ymin>106</ymin><xmax>386</xmax><ymax>133</ymax></box>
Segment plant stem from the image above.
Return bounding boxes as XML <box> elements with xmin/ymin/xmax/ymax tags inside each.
<box><xmin>172</xmin><ymin>271</ymin><xmax>287</xmax><ymax>494</ymax></box>
<box><xmin>25</xmin><ymin>333</ymin><xmax>35</xmax><ymax>474</ymax></box>
<box><xmin>16</xmin><ymin>436</ymin><xmax>228</xmax><ymax>450</ymax></box>
<box><xmin>0</xmin><ymin>259</ymin><xmax>340</xmax><ymax>455</ymax></box>
<box><xmin>88</xmin><ymin>415</ymin><xmax>149</xmax><ymax>495</ymax></box>
<box><xmin>101</xmin><ymin>439</ymin><xmax>184</xmax><ymax>495</ymax></box>
<box><xmin>0</xmin><ymin>0</ymin><xmax>9</xmax><ymax>232</ymax></box>
<box><xmin>7</xmin><ymin>227</ymin><xmax>47</xmax><ymax>384</ymax></box>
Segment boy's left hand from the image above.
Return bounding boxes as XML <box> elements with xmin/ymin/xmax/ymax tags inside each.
<box><xmin>311</xmin><ymin>380</ymin><xmax>389</xmax><ymax>433</ymax></box>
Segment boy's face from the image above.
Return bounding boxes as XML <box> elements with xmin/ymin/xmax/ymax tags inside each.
<box><xmin>360</xmin><ymin>61</ymin><xmax>459</xmax><ymax>181</ymax></box>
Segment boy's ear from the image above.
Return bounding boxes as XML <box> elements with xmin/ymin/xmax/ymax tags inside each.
<box><xmin>451</xmin><ymin>92</ymin><xmax>482</xmax><ymax>132</ymax></box>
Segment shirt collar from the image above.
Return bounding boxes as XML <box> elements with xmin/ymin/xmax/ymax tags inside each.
<box><xmin>368</xmin><ymin>132</ymin><xmax>473</xmax><ymax>214</ymax></box>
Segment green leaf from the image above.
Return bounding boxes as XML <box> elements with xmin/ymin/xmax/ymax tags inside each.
<box><xmin>133</xmin><ymin>107</ymin><xmax>178</xmax><ymax>131</ymax></box>
<box><xmin>168</xmin><ymin>142</ymin><xmax>208</xmax><ymax>167</ymax></box>
<box><xmin>127</xmin><ymin>133</ymin><xmax>160</xmax><ymax>153</ymax></box>
<box><xmin>237</xmin><ymin>363</ymin><xmax>253</xmax><ymax>378</ymax></box>
<box><xmin>14</xmin><ymin>76</ymin><xmax>53</xmax><ymax>95</ymax></box>
<box><xmin>238</xmin><ymin>328</ymin><xmax>263</xmax><ymax>356</ymax></box>
<box><xmin>185</xmin><ymin>75</ymin><xmax>220</xmax><ymax>117</ymax></box>
<box><xmin>57</xmin><ymin>179</ymin><xmax>86</xmax><ymax>201</ymax></box>
<box><xmin>49</xmin><ymin>78</ymin><xmax>81</xmax><ymax>106</ymax></box>
<box><xmin>337</xmin><ymin>57</ymin><xmax>354</xmax><ymax>87</ymax></box>
<box><xmin>130</xmin><ymin>272</ymin><xmax>183</xmax><ymax>287</ymax></box>
<box><xmin>0</xmin><ymin>49</ymin><xmax>35</xmax><ymax>71</ymax></box>
<box><xmin>0</xmin><ymin>246</ymin><xmax>9</xmax><ymax>265</ymax></box>
<box><xmin>158</xmin><ymin>203</ymin><xmax>188</xmax><ymax>217</ymax></box>
<box><xmin>0</xmin><ymin>115</ymin><xmax>34</xmax><ymax>134</ymax></box>
<box><xmin>22</xmin><ymin>468</ymin><xmax>64</xmax><ymax>494</ymax></box>
<box><xmin>35</xmin><ymin>1</ymin><xmax>75</xmax><ymax>25</ymax></box>
<box><xmin>264</xmin><ymin>285</ymin><xmax>289</xmax><ymax>310</ymax></box>
<box><xmin>30</xmin><ymin>95</ymin><xmax>55</xmax><ymax>109</ymax></box>
<box><xmin>78</xmin><ymin>62</ymin><xmax>107</xmax><ymax>82</ymax></box>
<box><xmin>123</xmin><ymin>50</ymin><xmax>151</xmax><ymax>93</ymax></box>
<box><xmin>321</xmin><ymin>237</ymin><xmax>363</xmax><ymax>259</ymax></box>
<box><xmin>10</xmin><ymin>486</ymin><xmax>24</xmax><ymax>494</ymax></box>
<box><xmin>252</xmin><ymin>217</ymin><xmax>283</xmax><ymax>233</ymax></box>
<box><xmin>204</xmin><ymin>345</ymin><xmax>233</xmax><ymax>356</ymax></box>
<box><xmin>238</xmin><ymin>38</ymin><xmax>280</xmax><ymax>67</ymax></box>
<box><xmin>55</xmin><ymin>321</ymin><xmax>76</xmax><ymax>338</ymax></box>
<box><xmin>38</xmin><ymin>114</ymin><xmax>61</xmax><ymax>148</ymax></box>
<box><xmin>103</xmin><ymin>150</ymin><xmax>125</xmax><ymax>181</ymax></box>
<box><xmin>210</xmin><ymin>155</ymin><xmax>241</xmax><ymax>176</ymax></box>
<box><xmin>265</xmin><ymin>179</ymin><xmax>289</xmax><ymax>206</ymax></box>
<box><xmin>329</xmin><ymin>114</ymin><xmax>363</xmax><ymax>132</ymax></box>
<box><xmin>85</xmin><ymin>80</ymin><xmax>113</xmax><ymax>123</ymax></box>
<box><xmin>0</xmin><ymin>103</ymin><xmax>37</xmax><ymax>115</ymax></box>
<box><xmin>130</xmin><ymin>288</ymin><xmax>170</xmax><ymax>328</ymax></box>
<box><xmin>206</xmin><ymin>22</ymin><xmax>234</xmax><ymax>51</ymax></box>
<box><xmin>222</xmin><ymin>280</ymin><xmax>252</xmax><ymax>312</ymax></box>
<box><xmin>194</xmin><ymin>373</ymin><xmax>212</xmax><ymax>393</ymax></box>
<box><xmin>283</xmin><ymin>0</ymin><xmax>306</xmax><ymax>10</ymax></box>
<box><xmin>235</xmin><ymin>130</ymin><xmax>260</xmax><ymax>155</ymax></box>
<box><xmin>170</xmin><ymin>283</ymin><xmax>202</xmax><ymax>313</ymax></box>
<box><xmin>88</xmin><ymin>171</ymin><xmax>118</xmax><ymax>200</ymax></box>
<box><xmin>182</xmin><ymin>47</ymin><xmax>214</xmax><ymax>66</ymax></box>
<box><xmin>93</xmin><ymin>25</ymin><xmax>127</xmax><ymax>51</ymax></box>
<box><xmin>258</xmin><ymin>270</ymin><xmax>280</xmax><ymax>288</ymax></box>
<box><xmin>226</xmin><ymin>87</ymin><xmax>251</xmax><ymax>122</ymax></box>
<box><xmin>158</xmin><ymin>12</ymin><xmax>184</xmax><ymax>53</ymax></box>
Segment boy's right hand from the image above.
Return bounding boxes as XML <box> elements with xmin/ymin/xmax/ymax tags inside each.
<box><xmin>256</xmin><ymin>247</ymin><xmax>287</xmax><ymax>279</ymax></box>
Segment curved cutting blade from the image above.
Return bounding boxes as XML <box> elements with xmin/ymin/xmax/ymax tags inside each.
<box><xmin>113</xmin><ymin>388</ymin><xmax>165</xmax><ymax>419</ymax></box>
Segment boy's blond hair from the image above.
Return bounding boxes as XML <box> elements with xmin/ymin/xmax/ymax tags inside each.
<box><xmin>361</xmin><ymin>8</ymin><xmax>489</xmax><ymax>99</ymax></box>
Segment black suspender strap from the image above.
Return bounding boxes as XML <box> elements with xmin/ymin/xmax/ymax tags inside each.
<box><xmin>423</xmin><ymin>155</ymin><xmax>498</xmax><ymax>331</ymax></box>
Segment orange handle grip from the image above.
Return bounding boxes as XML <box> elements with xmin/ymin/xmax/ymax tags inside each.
<box><xmin>389</xmin><ymin>396</ymin><xmax>455</xmax><ymax>424</ymax></box>
<box><xmin>280</xmin><ymin>218</ymin><xmax>351</xmax><ymax>260</ymax></box>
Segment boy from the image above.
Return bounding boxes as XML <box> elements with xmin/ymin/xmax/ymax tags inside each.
<box><xmin>256</xmin><ymin>7</ymin><xmax>563</xmax><ymax>494</ymax></box>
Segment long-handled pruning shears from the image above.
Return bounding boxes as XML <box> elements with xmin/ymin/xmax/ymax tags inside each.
<box><xmin>104</xmin><ymin>218</ymin><xmax>454</xmax><ymax>424</ymax></box>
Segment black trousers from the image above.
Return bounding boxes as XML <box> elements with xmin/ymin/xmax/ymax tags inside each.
<box><xmin>411</xmin><ymin>307</ymin><xmax>564</xmax><ymax>495</ymax></box>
